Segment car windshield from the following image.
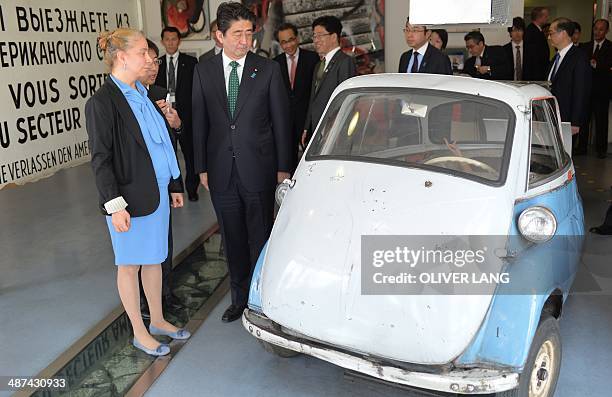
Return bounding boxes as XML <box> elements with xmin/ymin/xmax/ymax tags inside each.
<box><xmin>307</xmin><ymin>89</ymin><xmax>516</xmax><ymax>184</ymax></box>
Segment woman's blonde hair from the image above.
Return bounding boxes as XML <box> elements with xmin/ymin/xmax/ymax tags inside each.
<box><xmin>98</xmin><ymin>28</ymin><xmax>145</xmax><ymax>68</ymax></box>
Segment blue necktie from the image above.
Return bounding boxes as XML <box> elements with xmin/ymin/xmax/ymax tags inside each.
<box><xmin>550</xmin><ymin>53</ymin><xmax>560</xmax><ymax>80</ymax></box>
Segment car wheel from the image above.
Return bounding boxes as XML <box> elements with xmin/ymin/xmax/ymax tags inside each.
<box><xmin>496</xmin><ymin>314</ymin><xmax>562</xmax><ymax>397</ymax></box>
<box><xmin>259</xmin><ymin>340</ymin><xmax>300</xmax><ymax>358</ymax></box>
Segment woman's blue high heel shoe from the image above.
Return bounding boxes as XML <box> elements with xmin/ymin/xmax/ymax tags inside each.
<box><xmin>149</xmin><ymin>324</ymin><xmax>191</xmax><ymax>340</ymax></box>
<box><xmin>132</xmin><ymin>338</ymin><xmax>170</xmax><ymax>356</ymax></box>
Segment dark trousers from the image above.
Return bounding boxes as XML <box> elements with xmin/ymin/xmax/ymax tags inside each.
<box><xmin>600</xmin><ymin>204</ymin><xmax>612</xmax><ymax>232</ymax></box>
<box><xmin>578</xmin><ymin>97</ymin><xmax>610</xmax><ymax>155</ymax></box>
<box><xmin>291</xmin><ymin>125</ymin><xmax>301</xmax><ymax>175</ymax></box>
<box><xmin>140</xmin><ymin>207</ymin><xmax>173</xmax><ymax>302</ymax></box>
<box><xmin>178</xmin><ymin>130</ymin><xmax>199</xmax><ymax>195</ymax></box>
<box><xmin>210</xmin><ymin>162</ymin><xmax>274</xmax><ymax>307</ymax></box>
<box><xmin>593</xmin><ymin>98</ymin><xmax>610</xmax><ymax>156</ymax></box>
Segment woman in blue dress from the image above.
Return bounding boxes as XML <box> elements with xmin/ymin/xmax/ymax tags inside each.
<box><xmin>86</xmin><ymin>28</ymin><xmax>191</xmax><ymax>356</ymax></box>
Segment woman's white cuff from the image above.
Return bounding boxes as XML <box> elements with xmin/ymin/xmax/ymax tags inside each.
<box><xmin>104</xmin><ymin>196</ymin><xmax>128</xmax><ymax>214</ymax></box>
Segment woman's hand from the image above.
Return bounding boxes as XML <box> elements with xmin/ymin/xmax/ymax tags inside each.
<box><xmin>171</xmin><ymin>193</ymin><xmax>184</xmax><ymax>208</ymax></box>
<box><xmin>112</xmin><ymin>210</ymin><xmax>131</xmax><ymax>233</ymax></box>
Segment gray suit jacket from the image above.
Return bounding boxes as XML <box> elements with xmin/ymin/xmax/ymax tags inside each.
<box><xmin>304</xmin><ymin>49</ymin><xmax>356</xmax><ymax>139</ymax></box>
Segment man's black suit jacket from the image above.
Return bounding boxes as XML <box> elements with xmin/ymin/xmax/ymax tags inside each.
<box><xmin>273</xmin><ymin>48</ymin><xmax>319</xmax><ymax>143</ymax></box>
<box><xmin>85</xmin><ymin>78</ymin><xmax>183</xmax><ymax>216</ymax></box>
<box><xmin>147</xmin><ymin>84</ymin><xmax>168</xmax><ymax>102</ymax></box>
<box><xmin>198</xmin><ymin>48</ymin><xmax>216</xmax><ymax>63</ymax></box>
<box><xmin>549</xmin><ymin>45</ymin><xmax>592</xmax><ymax>127</ymax></box>
<box><xmin>398</xmin><ymin>44</ymin><xmax>452</xmax><ymax>75</ymax></box>
<box><xmin>304</xmin><ymin>49</ymin><xmax>356</xmax><ymax>137</ymax></box>
<box><xmin>503</xmin><ymin>41</ymin><xmax>529</xmax><ymax>80</ymax></box>
<box><xmin>192</xmin><ymin>52</ymin><xmax>291</xmax><ymax>192</ymax></box>
<box><xmin>155</xmin><ymin>52</ymin><xmax>198</xmax><ymax>131</ymax></box>
<box><xmin>580</xmin><ymin>39</ymin><xmax>612</xmax><ymax>99</ymax></box>
<box><xmin>524</xmin><ymin>23</ymin><xmax>550</xmax><ymax>81</ymax></box>
<box><xmin>463</xmin><ymin>45</ymin><xmax>512</xmax><ymax>80</ymax></box>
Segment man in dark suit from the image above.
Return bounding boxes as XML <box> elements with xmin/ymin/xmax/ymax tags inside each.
<box><xmin>578</xmin><ymin>19</ymin><xmax>612</xmax><ymax>157</ymax></box>
<box><xmin>547</xmin><ymin>18</ymin><xmax>591</xmax><ymax>143</ymax></box>
<box><xmin>463</xmin><ymin>31</ymin><xmax>512</xmax><ymax>80</ymax></box>
<box><xmin>273</xmin><ymin>22</ymin><xmax>319</xmax><ymax>173</ymax></box>
<box><xmin>398</xmin><ymin>17</ymin><xmax>452</xmax><ymax>75</ymax></box>
<box><xmin>524</xmin><ymin>7</ymin><xmax>550</xmax><ymax>81</ymax></box>
<box><xmin>192</xmin><ymin>2</ymin><xmax>291</xmax><ymax>323</ymax></box>
<box><xmin>301</xmin><ymin>16</ymin><xmax>356</xmax><ymax>146</ymax></box>
<box><xmin>199</xmin><ymin>20</ymin><xmax>223</xmax><ymax>63</ymax></box>
<box><xmin>155</xmin><ymin>27</ymin><xmax>200</xmax><ymax>201</ymax></box>
<box><xmin>503</xmin><ymin>17</ymin><xmax>528</xmax><ymax>81</ymax></box>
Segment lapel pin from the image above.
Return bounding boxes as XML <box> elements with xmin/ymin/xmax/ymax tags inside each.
<box><xmin>251</xmin><ymin>68</ymin><xmax>258</xmax><ymax>78</ymax></box>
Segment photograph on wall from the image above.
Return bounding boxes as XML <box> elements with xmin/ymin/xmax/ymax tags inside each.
<box><xmin>242</xmin><ymin>0</ymin><xmax>385</xmax><ymax>75</ymax></box>
<box><xmin>161</xmin><ymin>0</ymin><xmax>211</xmax><ymax>40</ymax></box>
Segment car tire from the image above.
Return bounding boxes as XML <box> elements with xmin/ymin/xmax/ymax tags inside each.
<box><xmin>495</xmin><ymin>313</ymin><xmax>561</xmax><ymax>397</ymax></box>
<box><xmin>259</xmin><ymin>340</ymin><xmax>301</xmax><ymax>358</ymax></box>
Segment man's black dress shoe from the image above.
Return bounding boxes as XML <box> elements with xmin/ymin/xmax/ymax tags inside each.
<box><xmin>188</xmin><ymin>192</ymin><xmax>199</xmax><ymax>201</ymax></box>
<box><xmin>222</xmin><ymin>305</ymin><xmax>246</xmax><ymax>323</ymax></box>
<box><xmin>590</xmin><ymin>226</ymin><xmax>612</xmax><ymax>235</ymax></box>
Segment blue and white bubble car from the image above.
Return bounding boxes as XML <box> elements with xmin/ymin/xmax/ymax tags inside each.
<box><xmin>242</xmin><ymin>74</ymin><xmax>584</xmax><ymax>396</ymax></box>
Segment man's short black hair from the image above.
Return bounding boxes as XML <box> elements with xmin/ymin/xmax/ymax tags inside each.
<box><xmin>312</xmin><ymin>16</ymin><xmax>342</xmax><ymax>43</ymax></box>
<box><xmin>508</xmin><ymin>16</ymin><xmax>526</xmax><ymax>33</ymax></box>
<box><xmin>432</xmin><ymin>29</ymin><xmax>448</xmax><ymax>50</ymax></box>
<box><xmin>594</xmin><ymin>18</ymin><xmax>610</xmax><ymax>31</ymax></box>
<box><xmin>216</xmin><ymin>2</ymin><xmax>256</xmax><ymax>35</ymax></box>
<box><xmin>161</xmin><ymin>26</ymin><xmax>181</xmax><ymax>40</ymax></box>
<box><xmin>146</xmin><ymin>38</ymin><xmax>159</xmax><ymax>57</ymax></box>
<box><xmin>573</xmin><ymin>21</ymin><xmax>581</xmax><ymax>32</ymax></box>
<box><xmin>275</xmin><ymin>22</ymin><xmax>298</xmax><ymax>41</ymax></box>
<box><xmin>552</xmin><ymin>17</ymin><xmax>575</xmax><ymax>37</ymax></box>
<box><xmin>405</xmin><ymin>17</ymin><xmax>428</xmax><ymax>31</ymax></box>
<box><xmin>464</xmin><ymin>31</ymin><xmax>485</xmax><ymax>45</ymax></box>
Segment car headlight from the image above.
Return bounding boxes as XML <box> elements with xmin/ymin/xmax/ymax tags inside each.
<box><xmin>518</xmin><ymin>206</ymin><xmax>557</xmax><ymax>243</ymax></box>
<box><xmin>275</xmin><ymin>179</ymin><xmax>294</xmax><ymax>206</ymax></box>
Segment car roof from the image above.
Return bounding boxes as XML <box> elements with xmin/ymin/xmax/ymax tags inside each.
<box><xmin>336</xmin><ymin>73</ymin><xmax>553</xmax><ymax>107</ymax></box>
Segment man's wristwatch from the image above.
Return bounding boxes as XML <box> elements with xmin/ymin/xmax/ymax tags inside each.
<box><xmin>173</xmin><ymin>123</ymin><xmax>183</xmax><ymax>134</ymax></box>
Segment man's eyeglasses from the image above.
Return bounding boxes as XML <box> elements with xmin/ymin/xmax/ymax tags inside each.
<box><xmin>151</xmin><ymin>58</ymin><xmax>162</xmax><ymax>65</ymax></box>
<box><xmin>312</xmin><ymin>33</ymin><xmax>332</xmax><ymax>40</ymax></box>
<box><xmin>403</xmin><ymin>27</ymin><xmax>426</xmax><ymax>34</ymax></box>
<box><xmin>280</xmin><ymin>37</ymin><xmax>297</xmax><ymax>45</ymax></box>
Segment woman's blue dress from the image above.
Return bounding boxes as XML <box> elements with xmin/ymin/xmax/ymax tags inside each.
<box><xmin>105</xmin><ymin>76</ymin><xmax>177</xmax><ymax>265</ymax></box>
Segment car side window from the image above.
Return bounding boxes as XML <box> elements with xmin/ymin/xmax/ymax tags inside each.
<box><xmin>528</xmin><ymin>99</ymin><xmax>569</xmax><ymax>187</ymax></box>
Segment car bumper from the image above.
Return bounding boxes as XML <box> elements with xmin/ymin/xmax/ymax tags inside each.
<box><xmin>242</xmin><ymin>309</ymin><xmax>519</xmax><ymax>395</ymax></box>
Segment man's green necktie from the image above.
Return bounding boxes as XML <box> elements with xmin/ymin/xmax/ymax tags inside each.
<box><xmin>314</xmin><ymin>58</ymin><xmax>326</xmax><ymax>90</ymax></box>
<box><xmin>228</xmin><ymin>61</ymin><xmax>239</xmax><ymax>118</ymax></box>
